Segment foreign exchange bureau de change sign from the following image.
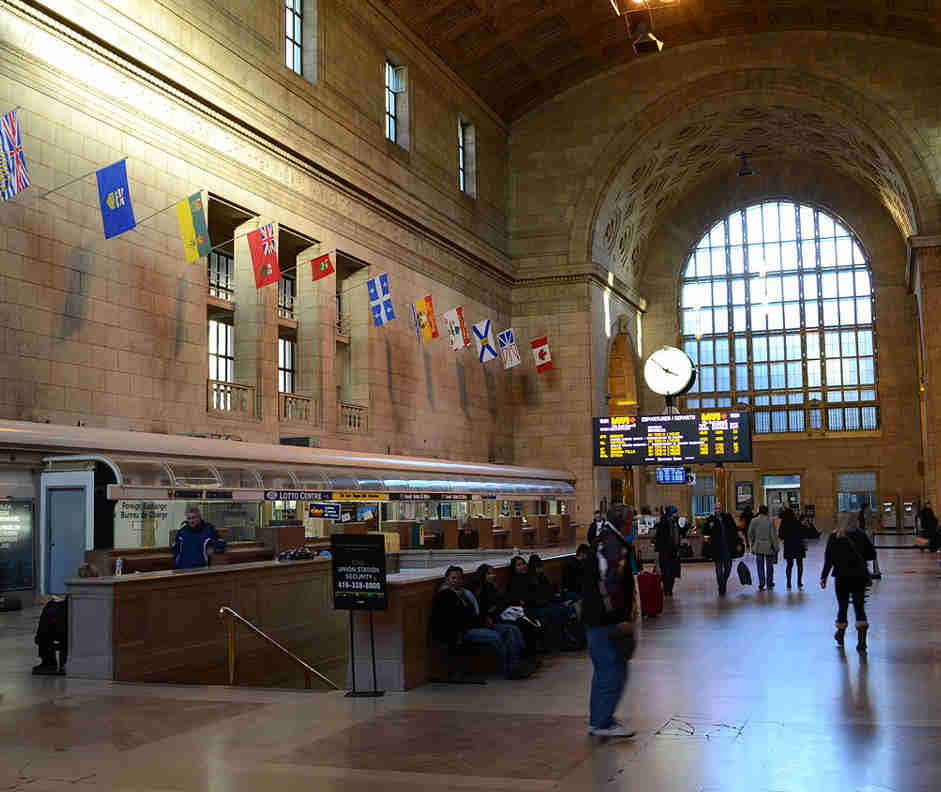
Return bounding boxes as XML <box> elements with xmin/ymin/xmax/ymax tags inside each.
<box><xmin>331</xmin><ymin>534</ymin><xmax>387</xmax><ymax>611</ymax></box>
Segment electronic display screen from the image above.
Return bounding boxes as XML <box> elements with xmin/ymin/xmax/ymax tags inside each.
<box><xmin>656</xmin><ymin>467</ymin><xmax>687</xmax><ymax>484</ymax></box>
<box><xmin>593</xmin><ymin>411</ymin><xmax>753</xmax><ymax>466</ymax></box>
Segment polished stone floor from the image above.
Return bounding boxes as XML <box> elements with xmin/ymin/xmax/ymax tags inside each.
<box><xmin>2</xmin><ymin>540</ymin><xmax>940</xmax><ymax>791</ymax></box>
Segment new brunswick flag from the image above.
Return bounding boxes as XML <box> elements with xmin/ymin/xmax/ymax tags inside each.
<box><xmin>411</xmin><ymin>295</ymin><xmax>439</xmax><ymax>343</ymax></box>
<box><xmin>175</xmin><ymin>192</ymin><xmax>211</xmax><ymax>263</ymax></box>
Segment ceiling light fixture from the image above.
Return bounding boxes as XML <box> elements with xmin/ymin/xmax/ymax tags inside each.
<box><xmin>622</xmin><ymin>1</ymin><xmax>665</xmax><ymax>55</ymax></box>
<box><xmin>737</xmin><ymin>152</ymin><xmax>753</xmax><ymax>177</ymax></box>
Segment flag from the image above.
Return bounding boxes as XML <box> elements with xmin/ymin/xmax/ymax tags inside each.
<box><xmin>311</xmin><ymin>253</ymin><xmax>334</xmax><ymax>281</ymax></box>
<box><xmin>498</xmin><ymin>328</ymin><xmax>521</xmax><ymax>369</ymax></box>
<box><xmin>247</xmin><ymin>222</ymin><xmax>281</xmax><ymax>287</ymax></box>
<box><xmin>411</xmin><ymin>296</ymin><xmax>439</xmax><ymax>343</ymax></box>
<box><xmin>473</xmin><ymin>319</ymin><xmax>498</xmax><ymax>363</ymax></box>
<box><xmin>175</xmin><ymin>192</ymin><xmax>210</xmax><ymax>263</ymax></box>
<box><xmin>443</xmin><ymin>306</ymin><xmax>470</xmax><ymax>351</ymax></box>
<box><xmin>96</xmin><ymin>160</ymin><xmax>136</xmax><ymax>239</ymax></box>
<box><xmin>531</xmin><ymin>336</ymin><xmax>553</xmax><ymax>373</ymax></box>
<box><xmin>367</xmin><ymin>273</ymin><xmax>396</xmax><ymax>326</ymax></box>
<box><xmin>0</xmin><ymin>108</ymin><xmax>30</xmax><ymax>201</ymax></box>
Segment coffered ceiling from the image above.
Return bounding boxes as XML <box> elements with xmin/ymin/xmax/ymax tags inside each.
<box><xmin>379</xmin><ymin>0</ymin><xmax>941</xmax><ymax>119</ymax></box>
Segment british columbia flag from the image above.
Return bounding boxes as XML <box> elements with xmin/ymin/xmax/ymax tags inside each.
<box><xmin>0</xmin><ymin>109</ymin><xmax>30</xmax><ymax>201</ymax></box>
<box><xmin>260</xmin><ymin>223</ymin><xmax>275</xmax><ymax>255</ymax></box>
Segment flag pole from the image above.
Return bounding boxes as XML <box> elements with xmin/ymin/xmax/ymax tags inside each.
<box><xmin>39</xmin><ymin>156</ymin><xmax>128</xmax><ymax>200</ymax></box>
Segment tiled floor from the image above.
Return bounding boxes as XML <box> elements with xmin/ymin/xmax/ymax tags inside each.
<box><xmin>2</xmin><ymin>540</ymin><xmax>940</xmax><ymax>791</ymax></box>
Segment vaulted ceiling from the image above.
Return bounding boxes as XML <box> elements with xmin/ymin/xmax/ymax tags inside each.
<box><xmin>381</xmin><ymin>0</ymin><xmax>941</xmax><ymax>120</ymax></box>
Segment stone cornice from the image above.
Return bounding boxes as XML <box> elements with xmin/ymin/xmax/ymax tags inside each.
<box><xmin>513</xmin><ymin>271</ymin><xmax>648</xmax><ymax>313</ymax></box>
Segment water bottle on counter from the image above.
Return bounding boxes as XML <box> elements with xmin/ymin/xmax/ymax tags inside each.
<box><xmin>114</xmin><ymin>558</ymin><xmax>124</xmax><ymax>576</ymax></box>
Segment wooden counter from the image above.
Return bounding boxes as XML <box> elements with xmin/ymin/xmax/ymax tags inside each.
<box><xmin>66</xmin><ymin>558</ymin><xmax>347</xmax><ymax>688</ymax></box>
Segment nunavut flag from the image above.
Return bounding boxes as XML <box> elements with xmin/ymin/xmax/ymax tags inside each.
<box><xmin>411</xmin><ymin>295</ymin><xmax>439</xmax><ymax>343</ymax></box>
<box><xmin>175</xmin><ymin>192</ymin><xmax>211</xmax><ymax>263</ymax></box>
<box><xmin>247</xmin><ymin>223</ymin><xmax>281</xmax><ymax>287</ymax></box>
<box><xmin>531</xmin><ymin>336</ymin><xmax>553</xmax><ymax>373</ymax></box>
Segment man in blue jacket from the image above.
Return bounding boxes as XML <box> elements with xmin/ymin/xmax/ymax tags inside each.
<box><xmin>173</xmin><ymin>507</ymin><xmax>226</xmax><ymax>569</ymax></box>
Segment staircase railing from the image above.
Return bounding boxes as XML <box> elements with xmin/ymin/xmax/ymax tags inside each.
<box><xmin>218</xmin><ymin>606</ymin><xmax>340</xmax><ymax>690</ymax></box>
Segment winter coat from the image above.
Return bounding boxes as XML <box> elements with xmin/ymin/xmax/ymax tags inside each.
<box><xmin>172</xmin><ymin>521</ymin><xmax>226</xmax><ymax>569</ymax></box>
<box><xmin>654</xmin><ymin>516</ymin><xmax>680</xmax><ymax>556</ymax></box>
<box><xmin>778</xmin><ymin>512</ymin><xmax>806</xmax><ymax>560</ymax></box>
<box><xmin>703</xmin><ymin>512</ymin><xmax>738</xmax><ymax>560</ymax></box>
<box><xmin>582</xmin><ymin>529</ymin><xmax>634</xmax><ymax>628</ymax></box>
<box><xmin>821</xmin><ymin>529</ymin><xmax>876</xmax><ymax>582</ymax></box>
<box><xmin>431</xmin><ymin>586</ymin><xmax>477</xmax><ymax>645</ymax></box>
<box><xmin>748</xmin><ymin>514</ymin><xmax>779</xmax><ymax>557</ymax></box>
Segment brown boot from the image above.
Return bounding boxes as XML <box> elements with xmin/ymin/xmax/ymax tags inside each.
<box><xmin>834</xmin><ymin>622</ymin><xmax>847</xmax><ymax>647</ymax></box>
<box><xmin>856</xmin><ymin>622</ymin><xmax>869</xmax><ymax>652</ymax></box>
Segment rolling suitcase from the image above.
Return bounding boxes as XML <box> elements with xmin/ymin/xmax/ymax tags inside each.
<box><xmin>637</xmin><ymin>570</ymin><xmax>664</xmax><ymax>618</ymax></box>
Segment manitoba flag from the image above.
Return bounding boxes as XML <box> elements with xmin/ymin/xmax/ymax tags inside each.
<box><xmin>247</xmin><ymin>223</ymin><xmax>281</xmax><ymax>287</ymax></box>
<box><xmin>531</xmin><ymin>336</ymin><xmax>553</xmax><ymax>373</ymax></box>
<box><xmin>311</xmin><ymin>253</ymin><xmax>334</xmax><ymax>281</ymax></box>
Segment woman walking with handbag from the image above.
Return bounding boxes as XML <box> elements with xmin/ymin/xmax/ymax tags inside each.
<box><xmin>821</xmin><ymin>517</ymin><xmax>877</xmax><ymax>651</ymax></box>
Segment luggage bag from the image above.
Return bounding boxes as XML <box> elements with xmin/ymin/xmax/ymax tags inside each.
<box><xmin>637</xmin><ymin>570</ymin><xmax>664</xmax><ymax>618</ymax></box>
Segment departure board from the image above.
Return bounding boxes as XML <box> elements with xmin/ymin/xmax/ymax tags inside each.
<box><xmin>593</xmin><ymin>411</ymin><xmax>753</xmax><ymax>465</ymax></box>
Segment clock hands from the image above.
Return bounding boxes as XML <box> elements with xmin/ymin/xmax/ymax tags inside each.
<box><xmin>654</xmin><ymin>358</ymin><xmax>678</xmax><ymax>377</ymax></box>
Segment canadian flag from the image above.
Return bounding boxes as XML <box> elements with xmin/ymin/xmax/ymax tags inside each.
<box><xmin>531</xmin><ymin>336</ymin><xmax>553</xmax><ymax>373</ymax></box>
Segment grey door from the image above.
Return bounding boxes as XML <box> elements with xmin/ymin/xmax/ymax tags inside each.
<box><xmin>47</xmin><ymin>488</ymin><xmax>86</xmax><ymax>594</ymax></box>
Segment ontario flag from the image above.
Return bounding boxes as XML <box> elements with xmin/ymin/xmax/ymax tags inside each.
<box><xmin>247</xmin><ymin>223</ymin><xmax>281</xmax><ymax>287</ymax></box>
<box><xmin>0</xmin><ymin>108</ymin><xmax>30</xmax><ymax>201</ymax></box>
<box><xmin>311</xmin><ymin>252</ymin><xmax>334</xmax><ymax>281</ymax></box>
<box><xmin>531</xmin><ymin>336</ymin><xmax>553</xmax><ymax>373</ymax></box>
<box><xmin>411</xmin><ymin>295</ymin><xmax>439</xmax><ymax>344</ymax></box>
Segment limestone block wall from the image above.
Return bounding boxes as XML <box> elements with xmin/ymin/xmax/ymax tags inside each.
<box><xmin>0</xmin><ymin>0</ymin><xmax>517</xmax><ymax>468</ymax></box>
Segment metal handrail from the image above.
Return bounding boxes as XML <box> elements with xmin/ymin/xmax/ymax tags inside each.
<box><xmin>219</xmin><ymin>606</ymin><xmax>340</xmax><ymax>690</ymax></box>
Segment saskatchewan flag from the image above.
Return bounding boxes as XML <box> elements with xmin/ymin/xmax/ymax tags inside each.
<box><xmin>175</xmin><ymin>192</ymin><xmax>211</xmax><ymax>263</ymax></box>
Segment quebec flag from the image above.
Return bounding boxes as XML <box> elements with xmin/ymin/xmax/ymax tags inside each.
<box><xmin>367</xmin><ymin>273</ymin><xmax>396</xmax><ymax>326</ymax></box>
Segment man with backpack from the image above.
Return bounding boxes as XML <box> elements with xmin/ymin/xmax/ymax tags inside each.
<box><xmin>582</xmin><ymin>509</ymin><xmax>637</xmax><ymax>739</ymax></box>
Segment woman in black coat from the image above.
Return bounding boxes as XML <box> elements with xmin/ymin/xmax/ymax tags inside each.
<box><xmin>778</xmin><ymin>506</ymin><xmax>806</xmax><ymax>589</ymax></box>
<box><xmin>821</xmin><ymin>522</ymin><xmax>877</xmax><ymax>651</ymax></box>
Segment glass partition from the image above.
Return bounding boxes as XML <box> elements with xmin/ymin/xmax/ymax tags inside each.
<box><xmin>165</xmin><ymin>463</ymin><xmax>221</xmax><ymax>488</ymax></box>
<box><xmin>111</xmin><ymin>458</ymin><xmax>173</xmax><ymax>488</ymax></box>
<box><xmin>113</xmin><ymin>499</ymin><xmax>262</xmax><ymax>549</ymax></box>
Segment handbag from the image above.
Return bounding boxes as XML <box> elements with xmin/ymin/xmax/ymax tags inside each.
<box><xmin>737</xmin><ymin>560</ymin><xmax>753</xmax><ymax>586</ymax></box>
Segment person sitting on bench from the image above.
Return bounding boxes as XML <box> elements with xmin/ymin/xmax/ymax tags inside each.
<box><xmin>431</xmin><ymin>566</ymin><xmax>530</xmax><ymax>680</ymax></box>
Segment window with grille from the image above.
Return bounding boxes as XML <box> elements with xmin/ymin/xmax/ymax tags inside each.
<box><xmin>208</xmin><ymin>320</ymin><xmax>234</xmax><ymax>383</ymax></box>
<box><xmin>208</xmin><ymin>251</ymin><xmax>234</xmax><ymax>300</ymax></box>
<box><xmin>680</xmin><ymin>202</ymin><xmax>878</xmax><ymax>434</ymax></box>
<box><xmin>285</xmin><ymin>0</ymin><xmax>302</xmax><ymax>75</ymax></box>
<box><xmin>279</xmin><ymin>337</ymin><xmax>295</xmax><ymax>394</ymax></box>
<box><xmin>385</xmin><ymin>62</ymin><xmax>398</xmax><ymax>142</ymax></box>
<box><xmin>278</xmin><ymin>276</ymin><xmax>295</xmax><ymax>318</ymax></box>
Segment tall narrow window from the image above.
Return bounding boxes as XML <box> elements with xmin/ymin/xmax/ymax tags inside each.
<box><xmin>385</xmin><ymin>62</ymin><xmax>398</xmax><ymax>143</ymax></box>
<box><xmin>278</xmin><ymin>276</ymin><xmax>295</xmax><ymax>319</ymax></box>
<box><xmin>680</xmin><ymin>201</ymin><xmax>879</xmax><ymax>434</ymax></box>
<box><xmin>286</xmin><ymin>0</ymin><xmax>303</xmax><ymax>75</ymax></box>
<box><xmin>208</xmin><ymin>251</ymin><xmax>234</xmax><ymax>300</ymax></box>
<box><xmin>278</xmin><ymin>337</ymin><xmax>295</xmax><ymax>394</ymax></box>
<box><xmin>458</xmin><ymin>120</ymin><xmax>467</xmax><ymax>192</ymax></box>
<box><xmin>209</xmin><ymin>320</ymin><xmax>234</xmax><ymax>383</ymax></box>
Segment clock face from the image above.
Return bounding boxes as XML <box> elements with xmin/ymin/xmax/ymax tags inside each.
<box><xmin>643</xmin><ymin>346</ymin><xmax>696</xmax><ymax>396</ymax></box>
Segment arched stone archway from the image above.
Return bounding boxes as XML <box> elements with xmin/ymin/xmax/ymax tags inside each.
<box><xmin>569</xmin><ymin>68</ymin><xmax>937</xmax><ymax>290</ymax></box>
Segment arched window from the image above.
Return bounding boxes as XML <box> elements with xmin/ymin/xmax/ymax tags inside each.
<box><xmin>680</xmin><ymin>201</ymin><xmax>878</xmax><ymax>434</ymax></box>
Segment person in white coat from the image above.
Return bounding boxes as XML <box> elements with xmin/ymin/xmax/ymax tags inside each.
<box><xmin>747</xmin><ymin>505</ymin><xmax>779</xmax><ymax>591</ymax></box>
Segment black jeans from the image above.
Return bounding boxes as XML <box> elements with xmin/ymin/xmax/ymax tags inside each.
<box><xmin>714</xmin><ymin>557</ymin><xmax>732</xmax><ymax>593</ymax></box>
<box><xmin>659</xmin><ymin>553</ymin><xmax>678</xmax><ymax>594</ymax></box>
<box><xmin>835</xmin><ymin>578</ymin><xmax>868</xmax><ymax>625</ymax></box>
<box><xmin>785</xmin><ymin>557</ymin><xmax>804</xmax><ymax>586</ymax></box>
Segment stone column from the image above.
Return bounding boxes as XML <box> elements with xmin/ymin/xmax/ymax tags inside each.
<box><xmin>233</xmin><ymin>217</ymin><xmax>279</xmax><ymax>426</ymax></box>
<box><xmin>295</xmin><ymin>245</ymin><xmax>336</xmax><ymax>429</ymax></box>
<box><xmin>342</xmin><ymin>267</ymin><xmax>371</xmax><ymax>407</ymax></box>
<box><xmin>912</xmin><ymin>241</ymin><xmax>941</xmax><ymax>505</ymax></box>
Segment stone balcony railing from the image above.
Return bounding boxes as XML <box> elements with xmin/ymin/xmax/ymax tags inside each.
<box><xmin>207</xmin><ymin>380</ymin><xmax>255</xmax><ymax>419</ymax></box>
<box><xmin>279</xmin><ymin>392</ymin><xmax>320</xmax><ymax>424</ymax></box>
<box><xmin>338</xmin><ymin>402</ymin><xmax>369</xmax><ymax>433</ymax></box>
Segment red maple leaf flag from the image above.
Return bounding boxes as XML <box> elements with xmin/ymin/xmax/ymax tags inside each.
<box><xmin>530</xmin><ymin>336</ymin><xmax>553</xmax><ymax>373</ymax></box>
<box><xmin>247</xmin><ymin>223</ymin><xmax>281</xmax><ymax>288</ymax></box>
<box><xmin>311</xmin><ymin>252</ymin><xmax>334</xmax><ymax>281</ymax></box>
